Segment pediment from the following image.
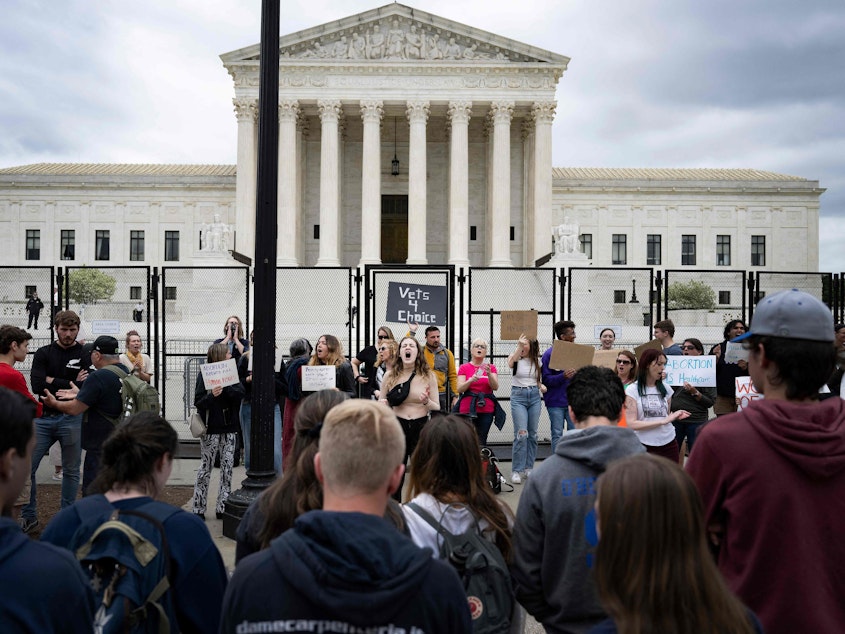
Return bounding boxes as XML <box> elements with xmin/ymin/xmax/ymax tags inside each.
<box><xmin>221</xmin><ymin>3</ymin><xmax>569</xmax><ymax>68</ymax></box>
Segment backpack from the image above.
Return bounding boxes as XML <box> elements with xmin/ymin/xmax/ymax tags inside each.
<box><xmin>67</xmin><ymin>495</ymin><xmax>179</xmax><ymax>634</ymax></box>
<box><xmin>103</xmin><ymin>364</ymin><xmax>161</xmax><ymax>423</ymax></box>
<box><xmin>407</xmin><ymin>502</ymin><xmax>514</xmax><ymax>634</ymax></box>
<box><xmin>481</xmin><ymin>447</ymin><xmax>513</xmax><ymax>494</ymax></box>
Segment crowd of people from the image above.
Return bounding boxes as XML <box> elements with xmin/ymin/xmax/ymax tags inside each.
<box><xmin>1</xmin><ymin>290</ymin><xmax>843</xmax><ymax>633</ymax></box>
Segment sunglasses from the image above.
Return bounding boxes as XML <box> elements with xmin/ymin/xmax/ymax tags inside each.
<box><xmin>616</xmin><ymin>359</ymin><xmax>631</xmax><ymax>365</ymax></box>
<box><xmin>377</xmin><ymin>335</ymin><xmax>389</xmax><ymax>340</ymax></box>
<box><xmin>681</xmin><ymin>345</ymin><xmax>698</xmax><ymax>351</ymax></box>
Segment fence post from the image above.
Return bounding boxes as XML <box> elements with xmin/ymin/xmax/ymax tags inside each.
<box><xmin>747</xmin><ymin>272</ymin><xmax>756</xmax><ymax>322</ymax></box>
<box><xmin>560</xmin><ymin>267</ymin><xmax>568</xmax><ymax>321</ymax></box>
<box><xmin>655</xmin><ymin>270</ymin><xmax>663</xmax><ymax>322</ymax></box>
<box><xmin>151</xmin><ymin>267</ymin><xmax>160</xmax><ymax>390</ymax></box>
<box><xmin>457</xmin><ymin>267</ymin><xmax>466</xmax><ymax>359</ymax></box>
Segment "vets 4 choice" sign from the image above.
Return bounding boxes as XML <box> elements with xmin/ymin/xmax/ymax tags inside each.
<box><xmin>385</xmin><ymin>282</ymin><xmax>447</xmax><ymax>326</ymax></box>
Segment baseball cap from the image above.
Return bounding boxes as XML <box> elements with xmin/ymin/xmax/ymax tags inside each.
<box><xmin>732</xmin><ymin>289</ymin><xmax>834</xmax><ymax>343</ymax></box>
<box><xmin>91</xmin><ymin>335</ymin><xmax>119</xmax><ymax>355</ymax></box>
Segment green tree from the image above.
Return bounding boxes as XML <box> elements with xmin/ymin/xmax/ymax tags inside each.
<box><xmin>667</xmin><ymin>280</ymin><xmax>717</xmax><ymax>310</ymax></box>
<box><xmin>68</xmin><ymin>267</ymin><xmax>117</xmax><ymax>305</ymax></box>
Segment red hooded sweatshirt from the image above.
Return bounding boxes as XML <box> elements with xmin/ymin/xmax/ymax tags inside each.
<box><xmin>687</xmin><ymin>398</ymin><xmax>845</xmax><ymax>634</ymax></box>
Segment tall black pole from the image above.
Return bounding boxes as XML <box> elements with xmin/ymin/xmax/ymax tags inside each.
<box><xmin>223</xmin><ymin>0</ymin><xmax>280</xmax><ymax>538</ymax></box>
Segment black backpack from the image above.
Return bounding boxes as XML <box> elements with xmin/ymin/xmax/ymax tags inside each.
<box><xmin>407</xmin><ymin>502</ymin><xmax>514</xmax><ymax>634</ymax></box>
<box><xmin>64</xmin><ymin>495</ymin><xmax>179</xmax><ymax>634</ymax></box>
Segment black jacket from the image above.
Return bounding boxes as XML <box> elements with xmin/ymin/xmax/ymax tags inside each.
<box><xmin>194</xmin><ymin>373</ymin><xmax>245</xmax><ymax>434</ymax></box>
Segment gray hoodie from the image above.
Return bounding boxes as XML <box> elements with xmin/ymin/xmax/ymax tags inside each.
<box><xmin>510</xmin><ymin>425</ymin><xmax>645</xmax><ymax>634</ymax></box>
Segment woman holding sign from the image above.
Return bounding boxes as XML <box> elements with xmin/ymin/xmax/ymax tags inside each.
<box><xmin>191</xmin><ymin>342</ymin><xmax>245</xmax><ymax>519</ymax></box>
<box><xmin>710</xmin><ymin>319</ymin><xmax>749</xmax><ymax>416</ymax></box>
<box><xmin>670</xmin><ymin>338</ymin><xmax>716</xmax><ymax>454</ymax></box>
<box><xmin>306</xmin><ymin>335</ymin><xmax>356</xmax><ymax>399</ymax></box>
<box><xmin>624</xmin><ymin>348</ymin><xmax>689</xmax><ymax>462</ymax></box>
<box><xmin>380</xmin><ymin>336</ymin><xmax>440</xmax><ymax>501</ymax></box>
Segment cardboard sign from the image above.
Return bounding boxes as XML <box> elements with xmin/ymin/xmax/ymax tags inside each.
<box><xmin>723</xmin><ymin>342</ymin><xmax>749</xmax><ymax>364</ymax></box>
<box><xmin>663</xmin><ymin>355</ymin><xmax>716</xmax><ymax>388</ymax></box>
<box><xmin>385</xmin><ymin>282</ymin><xmax>447</xmax><ymax>327</ymax></box>
<box><xmin>301</xmin><ymin>365</ymin><xmax>336</xmax><ymax>391</ymax></box>
<box><xmin>736</xmin><ymin>376</ymin><xmax>763</xmax><ymax>410</ymax></box>
<box><xmin>548</xmin><ymin>341</ymin><xmax>596</xmax><ymax>371</ymax></box>
<box><xmin>200</xmin><ymin>358</ymin><xmax>239</xmax><ymax>389</ymax></box>
<box><xmin>592</xmin><ymin>349</ymin><xmax>619</xmax><ymax>370</ymax></box>
<box><xmin>501</xmin><ymin>310</ymin><xmax>538</xmax><ymax>340</ymax></box>
<box><xmin>634</xmin><ymin>339</ymin><xmax>663</xmax><ymax>358</ymax></box>
<box><xmin>91</xmin><ymin>320</ymin><xmax>121</xmax><ymax>336</ymax></box>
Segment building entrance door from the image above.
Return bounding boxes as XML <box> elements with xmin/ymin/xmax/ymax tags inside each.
<box><xmin>381</xmin><ymin>195</ymin><xmax>408</xmax><ymax>263</ymax></box>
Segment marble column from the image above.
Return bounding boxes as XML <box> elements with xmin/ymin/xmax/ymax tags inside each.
<box><xmin>294</xmin><ymin>117</ymin><xmax>308</xmax><ymax>265</ymax></box>
<box><xmin>406</xmin><ymin>100</ymin><xmax>430</xmax><ymax>265</ymax></box>
<box><xmin>277</xmin><ymin>100</ymin><xmax>300</xmax><ymax>265</ymax></box>
<box><xmin>316</xmin><ymin>100</ymin><xmax>343</xmax><ymax>267</ymax></box>
<box><xmin>532</xmin><ymin>101</ymin><xmax>556</xmax><ymax>265</ymax></box>
<box><xmin>233</xmin><ymin>98</ymin><xmax>257</xmax><ymax>258</ymax></box>
<box><xmin>359</xmin><ymin>100</ymin><xmax>384</xmax><ymax>266</ymax></box>
<box><xmin>522</xmin><ymin>118</ymin><xmax>535</xmax><ymax>266</ymax></box>
<box><xmin>447</xmin><ymin>101</ymin><xmax>472</xmax><ymax>267</ymax></box>
<box><xmin>488</xmin><ymin>101</ymin><xmax>514</xmax><ymax>267</ymax></box>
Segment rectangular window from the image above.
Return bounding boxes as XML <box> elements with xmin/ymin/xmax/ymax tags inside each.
<box><xmin>719</xmin><ymin>291</ymin><xmax>731</xmax><ymax>305</ymax></box>
<box><xmin>95</xmin><ymin>230</ymin><xmax>110</xmax><ymax>261</ymax></box>
<box><xmin>313</xmin><ymin>225</ymin><xmax>320</xmax><ymax>240</ymax></box>
<box><xmin>580</xmin><ymin>234</ymin><xmax>592</xmax><ymax>259</ymax></box>
<box><xmin>681</xmin><ymin>235</ymin><xmax>696</xmax><ymax>265</ymax></box>
<box><xmin>612</xmin><ymin>234</ymin><xmax>627</xmax><ymax>265</ymax></box>
<box><xmin>164</xmin><ymin>286</ymin><xmax>177</xmax><ymax>301</ymax></box>
<box><xmin>25</xmin><ymin>285</ymin><xmax>36</xmax><ymax>299</ymax></box>
<box><xmin>716</xmin><ymin>235</ymin><xmax>731</xmax><ymax>266</ymax></box>
<box><xmin>751</xmin><ymin>235</ymin><xmax>766</xmax><ymax>266</ymax></box>
<box><xmin>469</xmin><ymin>226</ymin><xmax>477</xmax><ymax>241</ymax></box>
<box><xmin>129</xmin><ymin>286</ymin><xmax>142</xmax><ymax>300</ymax></box>
<box><xmin>25</xmin><ymin>230</ymin><xmax>40</xmax><ymax>260</ymax></box>
<box><xmin>646</xmin><ymin>234</ymin><xmax>661</xmax><ymax>265</ymax></box>
<box><xmin>510</xmin><ymin>226</ymin><xmax>515</xmax><ymax>241</ymax></box>
<box><xmin>130</xmin><ymin>230</ymin><xmax>145</xmax><ymax>261</ymax></box>
<box><xmin>613</xmin><ymin>290</ymin><xmax>626</xmax><ymax>304</ymax></box>
<box><xmin>61</xmin><ymin>229</ymin><xmax>75</xmax><ymax>260</ymax></box>
<box><xmin>164</xmin><ymin>231</ymin><xmax>180</xmax><ymax>262</ymax></box>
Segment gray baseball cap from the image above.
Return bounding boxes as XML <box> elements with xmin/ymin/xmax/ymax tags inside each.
<box><xmin>733</xmin><ymin>289</ymin><xmax>834</xmax><ymax>343</ymax></box>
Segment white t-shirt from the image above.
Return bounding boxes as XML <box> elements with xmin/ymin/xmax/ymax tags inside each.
<box><xmin>511</xmin><ymin>357</ymin><xmax>539</xmax><ymax>388</ymax></box>
<box><xmin>402</xmin><ymin>493</ymin><xmax>498</xmax><ymax>558</ymax></box>
<box><xmin>625</xmin><ymin>382</ymin><xmax>674</xmax><ymax>446</ymax></box>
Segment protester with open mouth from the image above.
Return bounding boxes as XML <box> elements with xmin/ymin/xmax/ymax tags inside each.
<box><xmin>380</xmin><ymin>336</ymin><xmax>439</xmax><ymax>501</ymax></box>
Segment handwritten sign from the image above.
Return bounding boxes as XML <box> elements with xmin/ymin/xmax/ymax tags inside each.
<box><xmin>723</xmin><ymin>342</ymin><xmax>749</xmax><ymax>364</ymax></box>
<box><xmin>501</xmin><ymin>311</ymin><xmax>538</xmax><ymax>340</ymax></box>
<box><xmin>663</xmin><ymin>355</ymin><xmax>716</xmax><ymax>387</ymax></box>
<box><xmin>386</xmin><ymin>282</ymin><xmax>447</xmax><ymax>326</ymax></box>
<box><xmin>200</xmin><ymin>359</ymin><xmax>239</xmax><ymax>389</ymax></box>
<box><xmin>91</xmin><ymin>320</ymin><xmax>121</xmax><ymax>336</ymax></box>
<box><xmin>302</xmin><ymin>365</ymin><xmax>336</xmax><ymax>392</ymax></box>
<box><xmin>548</xmin><ymin>341</ymin><xmax>596</xmax><ymax>371</ymax></box>
<box><xmin>634</xmin><ymin>339</ymin><xmax>663</xmax><ymax>358</ymax></box>
<box><xmin>736</xmin><ymin>376</ymin><xmax>763</xmax><ymax>410</ymax></box>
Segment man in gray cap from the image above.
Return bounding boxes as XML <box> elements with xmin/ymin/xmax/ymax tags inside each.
<box><xmin>686</xmin><ymin>289</ymin><xmax>845</xmax><ymax>634</ymax></box>
<box><xmin>42</xmin><ymin>335</ymin><xmax>128</xmax><ymax>493</ymax></box>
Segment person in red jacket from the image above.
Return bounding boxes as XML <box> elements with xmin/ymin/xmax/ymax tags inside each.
<box><xmin>686</xmin><ymin>289</ymin><xmax>845</xmax><ymax>634</ymax></box>
<box><xmin>0</xmin><ymin>326</ymin><xmax>43</xmax><ymax>418</ymax></box>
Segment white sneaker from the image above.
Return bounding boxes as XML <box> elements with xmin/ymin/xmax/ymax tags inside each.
<box><xmin>525</xmin><ymin>469</ymin><xmax>532</xmax><ymax>478</ymax></box>
<box><xmin>52</xmin><ymin>472</ymin><xmax>63</xmax><ymax>481</ymax></box>
<box><xmin>511</xmin><ymin>472</ymin><xmax>522</xmax><ymax>484</ymax></box>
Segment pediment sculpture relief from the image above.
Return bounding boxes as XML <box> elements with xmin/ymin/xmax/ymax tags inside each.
<box><xmin>284</xmin><ymin>18</ymin><xmax>525</xmax><ymax>62</ymax></box>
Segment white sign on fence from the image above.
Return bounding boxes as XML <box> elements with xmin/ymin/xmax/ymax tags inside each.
<box><xmin>301</xmin><ymin>365</ymin><xmax>336</xmax><ymax>392</ymax></box>
<box><xmin>663</xmin><ymin>355</ymin><xmax>717</xmax><ymax>387</ymax></box>
<box><xmin>723</xmin><ymin>342</ymin><xmax>749</xmax><ymax>364</ymax></box>
<box><xmin>200</xmin><ymin>358</ymin><xmax>240</xmax><ymax>389</ymax></box>
<box><xmin>91</xmin><ymin>320</ymin><xmax>121</xmax><ymax>336</ymax></box>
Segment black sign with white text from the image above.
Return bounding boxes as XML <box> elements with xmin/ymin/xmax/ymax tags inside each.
<box><xmin>385</xmin><ymin>282</ymin><xmax>447</xmax><ymax>326</ymax></box>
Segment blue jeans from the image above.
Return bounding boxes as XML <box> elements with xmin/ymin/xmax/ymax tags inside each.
<box><xmin>674</xmin><ymin>421</ymin><xmax>704</xmax><ymax>453</ymax></box>
<box><xmin>240</xmin><ymin>401</ymin><xmax>282</xmax><ymax>475</ymax></box>
<box><xmin>547</xmin><ymin>406</ymin><xmax>574</xmax><ymax>453</ymax></box>
<box><xmin>474</xmin><ymin>412</ymin><xmax>494</xmax><ymax>446</ymax></box>
<box><xmin>22</xmin><ymin>413</ymin><xmax>83</xmax><ymax>519</ymax></box>
<box><xmin>511</xmin><ymin>386</ymin><xmax>541</xmax><ymax>473</ymax></box>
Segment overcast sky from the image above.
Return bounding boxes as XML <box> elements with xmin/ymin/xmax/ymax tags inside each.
<box><xmin>2</xmin><ymin>0</ymin><xmax>843</xmax><ymax>271</ymax></box>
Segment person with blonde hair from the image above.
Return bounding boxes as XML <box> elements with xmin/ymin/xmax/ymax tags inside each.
<box><xmin>591</xmin><ymin>454</ymin><xmax>761</xmax><ymax>634</ymax></box>
<box><xmin>221</xmin><ymin>400</ymin><xmax>470</xmax><ymax>633</ymax></box>
<box><xmin>119</xmin><ymin>330</ymin><xmax>152</xmax><ymax>383</ymax></box>
<box><xmin>352</xmin><ymin>325</ymin><xmax>395</xmax><ymax>399</ymax></box>
<box><xmin>454</xmin><ymin>337</ymin><xmax>500</xmax><ymax>445</ymax></box>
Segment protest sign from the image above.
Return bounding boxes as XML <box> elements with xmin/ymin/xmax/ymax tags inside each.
<box><xmin>723</xmin><ymin>342</ymin><xmax>749</xmax><ymax>364</ymax></box>
<box><xmin>663</xmin><ymin>355</ymin><xmax>716</xmax><ymax>387</ymax></box>
<box><xmin>386</xmin><ymin>282</ymin><xmax>447</xmax><ymax>326</ymax></box>
<box><xmin>634</xmin><ymin>339</ymin><xmax>663</xmax><ymax>358</ymax></box>
<box><xmin>592</xmin><ymin>349</ymin><xmax>619</xmax><ymax>370</ymax></box>
<box><xmin>501</xmin><ymin>311</ymin><xmax>538</xmax><ymax>340</ymax></box>
<box><xmin>548</xmin><ymin>341</ymin><xmax>596</xmax><ymax>371</ymax></box>
<box><xmin>302</xmin><ymin>365</ymin><xmax>336</xmax><ymax>392</ymax></box>
<box><xmin>735</xmin><ymin>376</ymin><xmax>763</xmax><ymax>410</ymax></box>
<box><xmin>200</xmin><ymin>358</ymin><xmax>240</xmax><ymax>389</ymax></box>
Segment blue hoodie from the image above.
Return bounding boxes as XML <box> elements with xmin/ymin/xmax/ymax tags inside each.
<box><xmin>0</xmin><ymin>516</ymin><xmax>95</xmax><ymax>632</ymax></box>
<box><xmin>222</xmin><ymin>510</ymin><xmax>472</xmax><ymax>633</ymax></box>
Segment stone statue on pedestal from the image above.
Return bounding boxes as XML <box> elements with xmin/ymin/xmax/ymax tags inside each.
<box><xmin>200</xmin><ymin>214</ymin><xmax>233</xmax><ymax>252</ymax></box>
<box><xmin>554</xmin><ymin>217</ymin><xmax>581</xmax><ymax>255</ymax></box>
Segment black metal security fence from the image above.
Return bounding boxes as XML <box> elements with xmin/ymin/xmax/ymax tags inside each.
<box><xmin>5</xmin><ymin>265</ymin><xmax>844</xmax><ymax>429</ymax></box>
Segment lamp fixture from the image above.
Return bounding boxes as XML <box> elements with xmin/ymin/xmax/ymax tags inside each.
<box><xmin>391</xmin><ymin>117</ymin><xmax>400</xmax><ymax>176</ymax></box>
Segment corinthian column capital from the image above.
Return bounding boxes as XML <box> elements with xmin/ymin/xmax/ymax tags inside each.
<box><xmin>489</xmin><ymin>101</ymin><xmax>514</xmax><ymax>124</ymax></box>
<box><xmin>233</xmin><ymin>98</ymin><xmax>257</xmax><ymax>122</ymax></box>
<box><xmin>278</xmin><ymin>99</ymin><xmax>301</xmax><ymax>123</ymax></box>
<box><xmin>317</xmin><ymin>99</ymin><xmax>343</xmax><ymax>123</ymax></box>
<box><xmin>406</xmin><ymin>100</ymin><xmax>430</xmax><ymax>123</ymax></box>
<box><xmin>447</xmin><ymin>101</ymin><xmax>472</xmax><ymax>125</ymax></box>
<box><xmin>359</xmin><ymin>99</ymin><xmax>384</xmax><ymax>124</ymax></box>
<box><xmin>532</xmin><ymin>101</ymin><xmax>557</xmax><ymax>124</ymax></box>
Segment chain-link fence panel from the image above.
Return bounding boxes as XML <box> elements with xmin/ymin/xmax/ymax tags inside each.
<box><xmin>567</xmin><ymin>268</ymin><xmax>654</xmax><ymax>348</ymax></box>
<box><xmin>752</xmin><ymin>271</ymin><xmax>834</xmax><ymax>321</ymax></box>
<box><xmin>276</xmin><ymin>267</ymin><xmax>355</xmax><ymax>360</ymax></box>
<box><xmin>160</xmin><ymin>266</ymin><xmax>249</xmax><ymax>420</ymax></box>
<box><xmin>662</xmin><ymin>269</ymin><xmax>747</xmax><ymax>351</ymax></box>
<box><xmin>467</xmin><ymin>268</ymin><xmax>557</xmax><ymax>445</ymax></box>
<box><xmin>1</xmin><ymin>266</ymin><xmax>55</xmax><ymax>387</ymax></box>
